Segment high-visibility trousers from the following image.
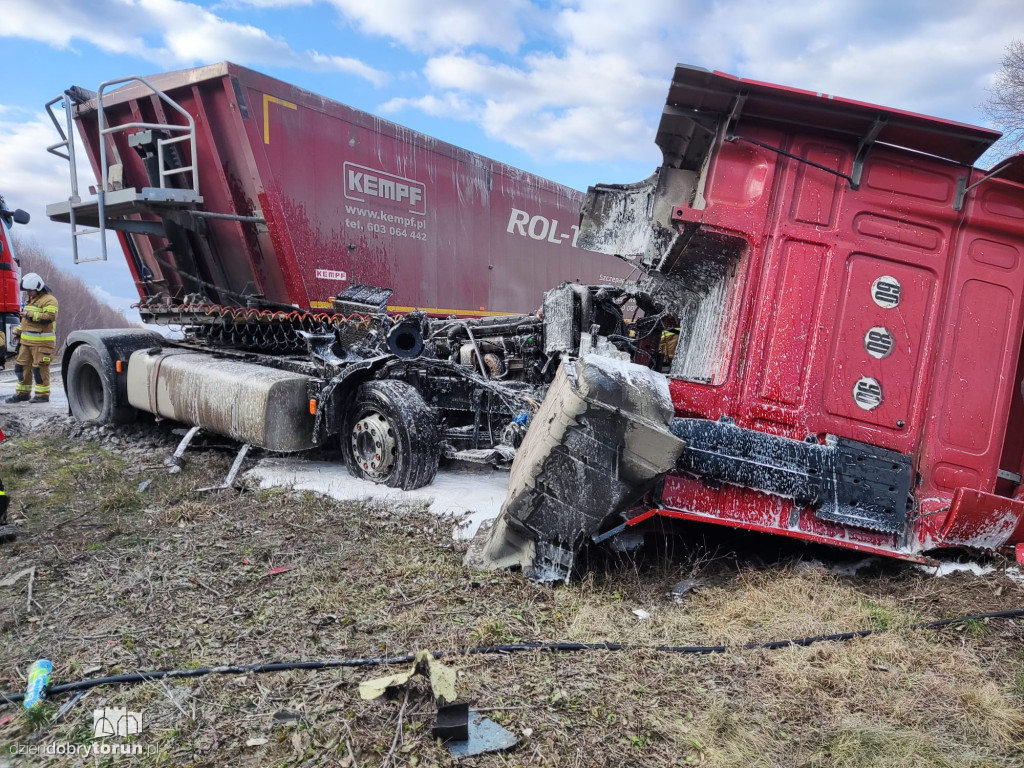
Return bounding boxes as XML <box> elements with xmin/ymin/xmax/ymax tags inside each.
<box><xmin>14</xmin><ymin>344</ymin><xmax>54</xmax><ymax>398</ymax></box>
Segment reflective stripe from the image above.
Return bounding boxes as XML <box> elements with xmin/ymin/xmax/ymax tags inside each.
<box><xmin>20</xmin><ymin>332</ymin><xmax>56</xmax><ymax>342</ymax></box>
<box><xmin>35</xmin><ymin>386</ymin><xmax>51</xmax><ymax>393</ymax></box>
<box><xmin>15</xmin><ymin>383</ymin><xmax>31</xmax><ymax>392</ymax></box>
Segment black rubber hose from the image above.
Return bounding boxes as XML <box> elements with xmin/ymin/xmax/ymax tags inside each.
<box><xmin>2</xmin><ymin>607</ymin><xmax>1022</xmax><ymax>706</ymax></box>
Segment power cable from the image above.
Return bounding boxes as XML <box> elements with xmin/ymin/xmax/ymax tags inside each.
<box><xmin>2</xmin><ymin>607</ymin><xmax>1022</xmax><ymax>706</ymax></box>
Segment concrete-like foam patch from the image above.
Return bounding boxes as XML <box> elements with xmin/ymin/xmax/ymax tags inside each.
<box><xmin>246</xmin><ymin>458</ymin><xmax>509</xmax><ymax>540</ymax></box>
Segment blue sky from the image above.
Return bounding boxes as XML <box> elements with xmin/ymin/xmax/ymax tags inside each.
<box><xmin>2</xmin><ymin>0</ymin><xmax>1023</xmax><ymax>312</ymax></box>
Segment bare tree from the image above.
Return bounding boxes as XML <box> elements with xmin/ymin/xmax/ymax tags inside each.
<box><xmin>12</xmin><ymin>240</ymin><xmax>136</xmax><ymax>351</ymax></box>
<box><xmin>985</xmin><ymin>40</ymin><xmax>1024</xmax><ymax>151</ymax></box>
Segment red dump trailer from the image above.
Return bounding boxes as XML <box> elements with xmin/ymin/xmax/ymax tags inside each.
<box><xmin>42</xmin><ymin>64</ymin><xmax>626</xmax><ymax>489</ymax></box>
<box><xmin>46</xmin><ymin>62</ymin><xmax>624</xmax><ymax>315</ymax></box>
<box><xmin>477</xmin><ymin>65</ymin><xmax>1024</xmax><ymax>580</ymax></box>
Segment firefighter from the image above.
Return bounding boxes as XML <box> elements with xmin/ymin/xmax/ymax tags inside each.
<box><xmin>6</xmin><ymin>272</ymin><xmax>58</xmax><ymax>404</ymax></box>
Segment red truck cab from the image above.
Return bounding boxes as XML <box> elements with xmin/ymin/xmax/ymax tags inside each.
<box><xmin>484</xmin><ymin>66</ymin><xmax>1024</xmax><ymax>580</ymax></box>
<box><xmin>0</xmin><ymin>197</ymin><xmax>30</xmax><ymax>361</ymax></box>
<box><xmin>604</xmin><ymin>67</ymin><xmax>1024</xmax><ymax>563</ymax></box>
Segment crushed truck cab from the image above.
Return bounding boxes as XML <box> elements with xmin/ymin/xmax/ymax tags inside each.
<box><xmin>478</xmin><ymin>65</ymin><xmax>1024</xmax><ymax>580</ymax></box>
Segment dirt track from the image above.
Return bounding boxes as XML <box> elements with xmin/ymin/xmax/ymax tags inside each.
<box><xmin>1</xmin><ymin>404</ymin><xmax>1024</xmax><ymax>767</ymax></box>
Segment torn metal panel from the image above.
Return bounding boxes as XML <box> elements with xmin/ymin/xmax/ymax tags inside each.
<box><xmin>577</xmin><ymin>167</ymin><xmax>698</xmax><ymax>269</ymax></box>
<box><xmin>476</xmin><ymin>354</ymin><xmax>686</xmax><ymax>582</ymax></box>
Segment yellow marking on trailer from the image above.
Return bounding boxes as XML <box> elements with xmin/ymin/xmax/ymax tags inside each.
<box><xmin>263</xmin><ymin>94</ymin><xmax>297</xmax><ymax>144</ymax></box>
<box><xmin>309</xmin><ymin>300</ymin><xmax>515</xmax><ymax>317</ymax></box>
<box><xmin>388</xmin><ymin>305</ymin><xmax>516</xmax><ymax>317</ymax></box>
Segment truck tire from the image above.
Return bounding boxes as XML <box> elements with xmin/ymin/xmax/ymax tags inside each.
<box><xmin>66</xmin><ymin>344</ymin><xmax>137</xmax><ymax>425</ymax></box>
<box><xmin>343</xmin><ymin>380</ymin><xmax>440</xmax><ymax>490</ymax></box>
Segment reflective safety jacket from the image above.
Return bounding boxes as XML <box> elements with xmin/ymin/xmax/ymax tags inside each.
<box><xmin>14</xmin><ymin>292</ymin><xmax>58</xmax><ymax>347</ymax></box>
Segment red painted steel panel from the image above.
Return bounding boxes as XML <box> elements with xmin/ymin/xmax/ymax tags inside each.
<box><xmin>940</xmin><ymin>489</ymin><xmax>1024</xmax><ymax>549</ymax></box>
<box><xmin>940</xmin><ymin>280</ymin><xmax>1013</xmax><ymax>452</ymax></box>
<box><xmin>823</xmin><ymin>255</ymin><xmax>934</xmax><ymax>431</ymax></box>
<box><xmin>756</xmin><ymin>240</ymin><xmax>827</xmax><ymax>408</ymax></box>
<box><xmin>71</xmin><ymin>62</ymin><xmax>628</xmax><ymax>314</ymax></box>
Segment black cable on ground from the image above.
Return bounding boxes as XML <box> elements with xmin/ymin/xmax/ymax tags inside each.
<box><xmin>2</xmin><ymin>607</ymin><xmax>1022</xmax><ymax>706</ymax></box>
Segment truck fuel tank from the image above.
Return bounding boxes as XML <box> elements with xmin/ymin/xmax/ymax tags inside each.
<box><xmin>126</xmin><ymin>349</ymin><xmax>315</xmax><ymax>452</ymax></box>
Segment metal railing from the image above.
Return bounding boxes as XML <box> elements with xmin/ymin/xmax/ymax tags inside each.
<box><xmin>46</xmin><ymin>76</ymin><xmax>199</xmax><ymax>263</ymax></box>
<box><xmin>45</xmin><ymin>90</ymin><xmax>86</xmax><ymax>261</ymax></box>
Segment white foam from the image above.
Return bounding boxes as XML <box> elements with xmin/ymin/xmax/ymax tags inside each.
<box><xmin>914</xmin><ymin>561</ymin><xmax>997</xmax><ymax>578</ymax></box>
<box><xmin>245</xmin><ymin>458</ymin><xmax>509</xmax><ymax>540</ymax></box>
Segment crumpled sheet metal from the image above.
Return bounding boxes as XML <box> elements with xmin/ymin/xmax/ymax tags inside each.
<box><xmin>473</xmin><ymin>354</ymin><xmax>686</xmax><ymax>581</ymax></box>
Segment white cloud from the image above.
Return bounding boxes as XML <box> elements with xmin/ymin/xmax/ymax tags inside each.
<box><xmin>689</xmin><ymin>0</ymin><xmax>1024</xmax><ymax>121</ymax></box>
<box><xmin>378</xmin><ymin>1</ymin><xmax>680</xmax><ymax>163</ymax></box>
<box><xmin>378</xmin><ymin>93</ymin><xmax>480</xmax><ymax>121</ymax></box>
<box><xmin>0</xmin><ymin>107</ymin><xmax>139</xmax><ymax>298</ymax></box>
<box><xmin>216</xmin><ymin>0</ymin><xmax>314</xmax><ymax>6</ymax></box>
<box><xmin>0</xmin><ymin>111</ymin><xmax>81</xmax><ymax>232</ymax></box>
<box><xmin>0</xmin><ymin>0</ymin><xmax>388</xmax><ymax>85</ymax></box>
<box><xmin>376</xmin><ymin>0</ymin><xmax>1024</xmax><ymax>167</ymax></box>
<box><xmin>326</xmin><ymin>0</ymin><xmax>531</xmax><ymax>53</ymax></box>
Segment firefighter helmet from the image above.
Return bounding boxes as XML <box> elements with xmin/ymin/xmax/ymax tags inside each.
<box><xmin>20</xmin><ymin>273</ymin><xmax>45</xmax><ymax>292</ymax></box>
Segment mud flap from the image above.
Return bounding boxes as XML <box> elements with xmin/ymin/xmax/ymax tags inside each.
<box><xmin>471</xmin><ymin>354</ymin><xmax>686</xmax><ymax>582</ymax></box>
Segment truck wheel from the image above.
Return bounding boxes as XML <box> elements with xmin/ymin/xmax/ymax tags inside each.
<box><xmin>66</xmin><ymin>344</ymin><xmax>137</xmax><ymax>425</ymax></box>
<box><xmin>343</xmin><ymin>380</ymin><xmax>440</xmax><ymax>490</ymax></box>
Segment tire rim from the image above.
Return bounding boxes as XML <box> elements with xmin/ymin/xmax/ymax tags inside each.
<box><xmin>351</xmin><ymin>412</ymin><xmax>397</xmax><ymax>480</ymax></box>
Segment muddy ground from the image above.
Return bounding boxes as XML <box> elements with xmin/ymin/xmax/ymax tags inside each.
<box><xmin>1</xmin><ymin>396</ymin><xmax>1023</xmax><ymax>767</ymax></box>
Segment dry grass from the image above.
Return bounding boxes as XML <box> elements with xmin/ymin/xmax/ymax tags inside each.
<box><xmin>1</xmin><ymin>426</ymin><xmax>1023</xmax><ymax>767</ymax></box>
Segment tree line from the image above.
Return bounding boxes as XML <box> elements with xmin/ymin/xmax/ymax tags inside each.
<box><xmin>12</xmin><ymin>240</ymin><xmax>135</xmax><ymax>352</ymax></box>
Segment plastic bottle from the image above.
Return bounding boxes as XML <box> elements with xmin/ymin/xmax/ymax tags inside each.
<box><xmin>23</xmin><ymin>659</ymin><xmax>52</xmax><ymax>709</ymax></box>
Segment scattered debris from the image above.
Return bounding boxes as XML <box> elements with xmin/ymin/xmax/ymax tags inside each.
<box><xmin>23</xmin><ymin>659</ymin><xmax>52</xmax><ymax>709</ymax></box>
<box><xmin>137</xmin><ymin>479</ymin><xmax>152</xmax><ymax>493</ymax></box>
<box><xmin>52</xmin><ymin>690</ymin><xmax>88</xmax><ymax>726</ymax></box>
<box><xmin>272</xmin><ymin>709</ymin><xmax>303</xmax><ymax>725</ymax></box>
<box><xmin>433</xmin><ymin>702</ymin><xmax>470</xmax><ymax>741</ymax></box>
<box><xmin>670</xmin><ymin>579</ymin><xmax>698</xmax><ymax>601</ymax></box>
<box><xmin>432</xmin><ymin>701</ymin><xmax>517</xmax><ymax>758</ymax></box>
<box><xmin>632</xmin><ymin>609</ymin><xmax>651</xmax><ymax>621</ymax></box>
<box><xmin>445</xmin><ymin>710</ymin><xmax>518</xmax><ymax>759</ymax></box>
<box><xmin>358</xmin><ymin>650</ymin><xmax>457</xmax><ymax>703</ymax></box>
<box><xmin>0</xmin><ymin>567</ymin><xmax>34</xmax><ymax>588</ymax></box>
